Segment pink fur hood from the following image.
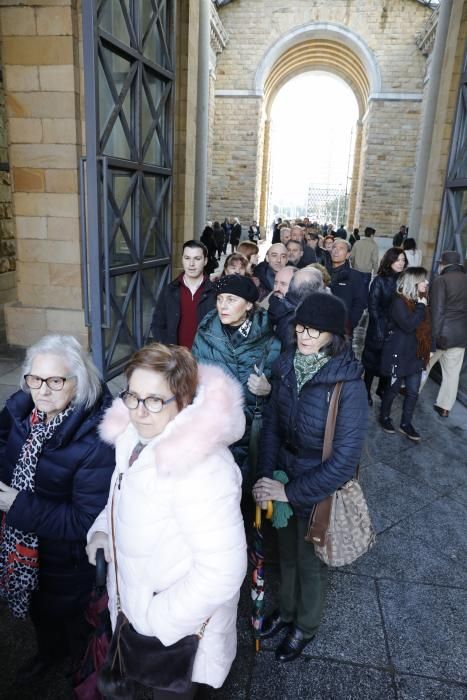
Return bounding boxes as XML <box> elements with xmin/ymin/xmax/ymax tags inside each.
<box><xmin>99</xmin><ymin>364</ymin><xmax>246</xmax><ymax>469</ymax></box>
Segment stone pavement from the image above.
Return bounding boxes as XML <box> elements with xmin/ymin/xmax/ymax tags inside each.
<box><xmin>0</xmin><ymin>346</ymin><xmax>466</xmax><ymax>699</ymax></box>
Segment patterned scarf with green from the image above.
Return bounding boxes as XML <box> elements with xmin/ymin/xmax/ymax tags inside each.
<box><xmin>294</xmin><ymin>350</ymin><xmax>330</xmax><ymax>393</ymax></box>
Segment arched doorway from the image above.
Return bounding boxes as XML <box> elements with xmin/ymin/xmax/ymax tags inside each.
<box><xmin>266</xmin><ymin>71</ymin><xmax>360</xmax><ymax>227</ymax></box>
<box><xmin>255</xmin><ymin>24</ymin><xmax>379</xmax><ymax>230</ymax></box>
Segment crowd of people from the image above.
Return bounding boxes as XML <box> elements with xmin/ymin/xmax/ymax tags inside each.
<box><xmin>0</xmin><ymin>219</ymin><xmax>465</xmax><ymax>699</ymax></box>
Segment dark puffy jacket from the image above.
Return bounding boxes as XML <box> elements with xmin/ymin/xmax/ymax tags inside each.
<box><xmin>257</xmin><ymin>346</ymin><xmax>368</xmax><ymax>518</ymax></box>
<box><xmin>330</xmin><ymin>261</ymin><xmax>367</xmax><ymax>330</ymax></box>
<box><xmin>380</xmin><ymin>296</ymin><xmax>427</xmax><ymax>378</ymax></box>
<box><xmin>430</xmin><ymin>264</ymin><xmax>467</xmax><ymax>349</ymax></box>
<box><xmin>268</xmin><ymin>294</ymin><xmax>296</xmax><ymax>350</ymax></box>
<box><xmin>192</xmin><ymin>308</ymin><xmax>281</xmax><ymax>472</ymax></box>
<box><xmin>254</xmin><ymin>261</ymin><xmax>275</xmax><ymax>300</ymax></box>
<box><xmin>0</xmin><ymin>388</ymin><xmax>115</xmax><ymax>613</ymax></box>
<box><xmin>151</xmin><ymin>275</ymin><xmax>216</xmax><ymax>345</ymax></box>
<box><xmin>297</xmin><ymin>245</ymin><xmax>317</xmax><ymax>268</ymax></box>
<box><xmin>362</xmin><ymin>273</ymin><xmax>398</xmax><ymax>374</ymax></box>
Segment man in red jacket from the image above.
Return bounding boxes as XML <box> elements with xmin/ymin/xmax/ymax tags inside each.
<box><xmin>151</xmin><ymin>240</ymin><xmax>216</xmax><ymax>348</ymax></box>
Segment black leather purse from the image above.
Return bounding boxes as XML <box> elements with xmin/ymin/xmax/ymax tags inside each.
<box><xmin>97</xmin><ymin>477</ymin><xmax>207</xmax><ymax>697</ymax></box>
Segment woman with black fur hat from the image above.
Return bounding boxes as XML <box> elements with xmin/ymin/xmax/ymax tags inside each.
<box><xmin>192</xmin><ymin>275</ymin><xmax>281</xmax><ymax>483</ymax></box>
<box><xmin>252</xmin><ymin>292</ymin><xmax>368</xmax><ymax>663</ymax></box>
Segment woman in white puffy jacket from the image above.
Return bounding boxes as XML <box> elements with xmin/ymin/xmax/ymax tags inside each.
<box><xmin>86</xmin><ymin>343</ymin><xmax>247</xmax><ymax>699</ymax></box>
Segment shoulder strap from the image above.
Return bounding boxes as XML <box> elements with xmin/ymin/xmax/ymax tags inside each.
<box><xmin>322</xmin><ymin>382</ymin><xmax>343</xmax><ymax>462</ymax></box>
<box><xmin>110</xmin><ymin>479</ymin><xmax>121</xmax><ymax>611</ymax></box>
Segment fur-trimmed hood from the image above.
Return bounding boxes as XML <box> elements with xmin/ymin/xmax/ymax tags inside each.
<box><xmin>99</xmin><ymin>363</ymin><xmax>245</xmax><ymax>472</ymax></box>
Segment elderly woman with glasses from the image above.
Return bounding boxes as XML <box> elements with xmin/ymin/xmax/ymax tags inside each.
<box><xmin>252</xmin><ymin>293</ymin><xmax>368</xmax><ymax>663</ymax></box>
<box><xmin>86</xmin><ymin>343</ymin><xmax>247</xmax><ymax>699</ymax></box>
<box><xmin>0</xmin><ymin>334</ymin><xmax>114</xmax><ymax>686</ymax></box>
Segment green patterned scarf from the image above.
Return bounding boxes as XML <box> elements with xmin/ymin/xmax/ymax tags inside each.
<box><xmin>294</xmin><ymin>350</ymin><xmax>330</xmax><ymax>393</ymax></box>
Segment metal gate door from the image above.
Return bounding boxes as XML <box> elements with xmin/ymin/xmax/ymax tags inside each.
<box><xmin>81</xmin><ymin>0</ymin><xmax>175</xmax><ymax>378</ymax></box>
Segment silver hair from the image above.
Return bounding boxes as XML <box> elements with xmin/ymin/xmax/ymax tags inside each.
<box><xmin>396</xmin><ymin>267</ymin><xmax>427</xmax><ymax>302</ymax></box>
<box><xmin>21</xmin><ymin>334</ymin><xmax>102</xmax><ymax>410</ymax></box>
<box><xmin>333</xmin><ymin>239</ymin><xmax>351</xmax><ymax>252</ymax></box>
<box><xmin>289</xmin><ymin>268</ymin><xmax>324</xmax><ymax>299</ymax></box>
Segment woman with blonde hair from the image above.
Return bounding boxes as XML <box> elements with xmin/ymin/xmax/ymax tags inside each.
<box><xmin>379</xmin><ymin>267</ymin><xmax>431</xmax><ymax>441</ymax></box>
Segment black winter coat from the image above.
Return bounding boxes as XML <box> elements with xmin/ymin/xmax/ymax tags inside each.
<box><xmin>230</xmin><ymin>223</ymin><xmax>242</xmax><ymax>246</ymax></box>
<box><xmin>151</xmin><ymin>275</ymin><xmax>216</xmax><ymax>345</ymax></box>
<box><xmin>258</xmin><ymin>346</ymin><xmax>368</xmax><ymax>518</ymax></box>
<box><xmin>380</xmin><ymin>296</ymin><xmax>426</xmax><ymax>378</ymax></box>
<box><xmin>0</xmin><ymin>388</ymin><xmax>115</xmax><ymax>614</ymax></box>
<box><xmin>362</xmin><ymin>273</ymin><xmax>398</xmax><ymax>374</ymax></box>
<box><xmin>268</xmin><ymin>294</ymin><xmax>296</xmax><ymax>350</ymax></box>
<box><xmin>430</xmin><ymin>264</ymin><xmax>467</xmax><ymax>349</ymax></box>
<box><xmin>330</xmin><ymin>262</ymin><xmax>367</xmax><ymax>330</ymax></box>
<box><xmin>254</xmin><ymin>260</ymin><xmax>275</xmax><ymax>299</ymax></box>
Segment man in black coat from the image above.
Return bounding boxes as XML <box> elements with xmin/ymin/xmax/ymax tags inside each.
<box><xmin>423</xmin><ymin>250</ymin><xmax>467</xmax><ymax>417</ymax></box>
<box><xmin>151</xmin><ymin>240</ymin><xmax>216</xmax><ymax>349</ymax></box>
<box><xmin>393</xmin><ymin>225</ymin><xmax>408</xmax><ymax>248</ymax></box>
<box><xmin>330</xmin><ymin>239</ymin><xmax>367</xmax><ymax>334</ymax></box>
<box><xmin>255</xmin><ymin>243</ymin><xmax>288</xmax><ymax>300</ymax></box>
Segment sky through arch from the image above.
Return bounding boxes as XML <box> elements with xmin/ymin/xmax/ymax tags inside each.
<box><xmin>269</xmin><ymin>72</ymin><xmax>360</xmax><ymax>220</ymax></box>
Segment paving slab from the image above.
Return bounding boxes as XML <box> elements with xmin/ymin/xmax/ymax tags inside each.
<box><xmin>249</xmin><ymin>655</ymin><xmax>396</xmax><ymax>700</ymax></box>
<box><xmin>395</xmin><ymin>673</ymin><xmax>467</xmax><ymax>699</ymax></box>
<box><xmin>378</xmin><ymin>579</ymin><xmax>467</xmax><ymax>684</ymax></box>
<box><xmin>381</xmin><ymin>442</ymin><xmax>467</xmax><ymax>494</ymax></box>
<box><xmin>346</xmin><ymin>523</ymin><xmax>467</xmax><ymax>588</ymax></box>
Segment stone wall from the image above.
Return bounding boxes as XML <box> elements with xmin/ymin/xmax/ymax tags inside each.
<box><xmin>0</xmin><ymin>0</ymin><xmax>87</xmax><ymax>347</ymax></box>
<box><xmin>0</xmin><ymin>61</ymin><xmax>15</xmax><ymax>338</ymax></box>
<box><xmin>208</xmin><ymin>0</ymin><xmax>431</xmax><ymax>235</ymax></box>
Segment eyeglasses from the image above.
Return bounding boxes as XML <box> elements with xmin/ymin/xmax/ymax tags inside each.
<box><xmin>295</xmin><ymin>324</ymin><xmax>321</xmax><ymax>339</ymax></box>
<box><xmin>120</xmin><ymin>391</ymin><xmax>177</xmax><ymax>414</ymax></box>
<box><xmin>24</xmin><ymin>374</ymin><xmax>75</xmax><ymax>391</ymax></box>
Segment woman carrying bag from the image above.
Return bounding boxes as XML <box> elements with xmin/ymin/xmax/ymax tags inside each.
<box><xmin>379</xmin><ymin>267</ymin><xmax>431</xmax><ymax>441</ymax></box>
<box><xmin>252</xmin><ymin>293</ymin><xmax>368</xmax><ymax>662</ymax></box>
<box><xmin>86</xmin><ymin>344</ymin><xmax>247</xmax><ymax>699</ymax></box>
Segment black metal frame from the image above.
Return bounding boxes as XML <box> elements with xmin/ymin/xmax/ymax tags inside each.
<box><xmin>432</xmin><ymin>46</ymin><xmax>467</xmax><ymax>407</ymax></box>
<box><xmin>81</xmin><ymin>0</ymin><xmax>175</xmax><ymax>378</ymax></box>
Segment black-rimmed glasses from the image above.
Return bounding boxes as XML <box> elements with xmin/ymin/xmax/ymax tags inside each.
<box><xmin>295</xmin><ymin>324</ymin><xmax>322</xmax><ymax>339</ymax></box>
<box><xmin>24</xmin><ymin>375</ymin><xmax>75</xmax><ymax>391</ymax></box>
<box><xmin>120</xmin><ymin>391</ymin><xmax>177</xmax><ymax>414</ymax></box>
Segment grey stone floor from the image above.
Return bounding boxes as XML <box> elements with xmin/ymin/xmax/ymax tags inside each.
<box><xmin>0</xmin><ymin>346</ymin><xmax>466</xmax><ymax>699</ymax></box>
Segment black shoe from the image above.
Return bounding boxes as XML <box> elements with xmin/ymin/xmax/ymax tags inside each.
<box><xmin>379</xmin><ymin>417</ymin><xmax>395</xmax><ymax>434</ymax></box>
<box><xmin>399</xmin><ymin>423</ymin><xmax>421</xmax><ymax>442</ymax></box>
<box><xmin>275</xmin><ymin>626</ymin><xmax>313</xmax><ymax>662</ymax></box>
<box><xmin>433</xmin><ymin>404</ymin><xmax>449</xmax><ymax>418</ymax></box>
<box><xmin>259</xmin><ymin>610</ymin><xmax>291</xmax><ymax>640</ymax></box>
<box><xmin>16</xmin><ymin>654</ymin><xmax>52</xmax><ymax>685</ymax></box>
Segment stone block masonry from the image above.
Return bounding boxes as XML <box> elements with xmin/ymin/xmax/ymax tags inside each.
<box><xmin>0</xmin><ymin>0</ymin><xmax>87</xmax><ymax>346</ymax></box>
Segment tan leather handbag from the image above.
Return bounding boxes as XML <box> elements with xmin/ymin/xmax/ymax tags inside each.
<box><xmin>305</xmin><ymin>382</ymin><xmax>376</xmax><ymax>567</ymax></box>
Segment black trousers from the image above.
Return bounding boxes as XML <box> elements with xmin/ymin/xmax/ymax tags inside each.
<box><xmin>380</xmin><ymin>371</ymin><xmax>422</xmax><ymax>425</ymax></box>
<box><xmin>30</xmin><ymin>590</ymin><xmax>91</xmax><ymax>663</ymax></box>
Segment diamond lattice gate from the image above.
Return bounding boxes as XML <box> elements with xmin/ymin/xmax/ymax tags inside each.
<box><xmin>81</xmin><ymin>0</ymin><xmax>175</xmax><ymax>379</ymax></box>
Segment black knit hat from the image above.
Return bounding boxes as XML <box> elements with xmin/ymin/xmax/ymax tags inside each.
<box><xmin>215</xmin><ymin>274</ymin><xmax>259</xmax><ymax>303</ymax></box>
<box><xmin>295</xmin><ymin>292</ymin><xmax>346</xmax><ymax>336</ymax></box>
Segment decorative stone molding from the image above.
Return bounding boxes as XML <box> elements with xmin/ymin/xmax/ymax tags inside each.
<box><xmin>416</xmin><ymin>6</ymin><xmax>439</xmax><ymax>56</ymax></box>
<box><xmin>211</xmin><ymin>2</ymin><xmax>228</xmax><ymax>56</ymax></box>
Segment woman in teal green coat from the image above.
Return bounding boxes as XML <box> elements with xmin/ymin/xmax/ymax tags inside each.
<box><xmin>192</xmin><ymin>274</ymin><xmax>281</xmax><ymax>482</ymax></box>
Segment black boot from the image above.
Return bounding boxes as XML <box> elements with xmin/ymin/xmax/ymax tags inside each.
<box><xmin>275</xmin><ymin>626</ymin><xmax>314</xmax><ymax>662</ymax></box>
<box><xmin>259</xmin><ymin>609</ymin><xmax>291</xmax><ymax>639</ymax></box>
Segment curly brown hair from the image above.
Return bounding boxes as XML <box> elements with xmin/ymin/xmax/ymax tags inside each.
<box><xmin>125</xmin><ymin>343</ymin><xmax>198</xmax><ymax>410</ymax></box>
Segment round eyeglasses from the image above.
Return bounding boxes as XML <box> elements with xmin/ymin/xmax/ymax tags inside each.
<box><xmin>295</xmin><ymin>324</ymin><xmax>322</xmax><ymax>339</ymax></box>
<box><xmin>120</xmin><ymin>391</ymin><xmax>177</xmax><ymax>414</ymax></box>
<box><xmin>24</xmin><ymin>374</ymin><xmax>75</xmax><ymax>391</ymax></box>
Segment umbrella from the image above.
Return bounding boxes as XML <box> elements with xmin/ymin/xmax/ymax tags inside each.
<box><xmin>250</xmin><ymin>502</ymin><xmax>273</xmax><ymax>652</ymax></box>
<box><xmin>73</xmin><ymin>549</ymin><xmax>112</xmax><ymax>700</ymax></box>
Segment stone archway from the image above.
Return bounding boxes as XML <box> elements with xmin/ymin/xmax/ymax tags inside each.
<box><xmin>255</xmin><ymin>23</ymin><xmax>380</xmax><ymax>228</ymax></box>
<box><xmin>208</xmin><ymin>1</ymin><xmax>429</xmax><ymax>236</ymax></box>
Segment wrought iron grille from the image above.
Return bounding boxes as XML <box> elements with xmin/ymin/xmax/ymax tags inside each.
<box><xmin>82</xmin><ymin>0</ymin><xmax>175</xmax><ymax>378</ymax></box>
<box><xmin>306</xmin><ymin>183</ymin><xmax>349</xmax><ymax>225</ymax></box>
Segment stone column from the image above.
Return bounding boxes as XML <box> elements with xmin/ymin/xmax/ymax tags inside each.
<box><xmin>193</xmin><ymin>0</ymin><xmax>210</xmax><ymax>238</ymax></box>
<box><xmin>346</xmin><ymin>120</ymin><xmax>362</xmax><ymax>230</ymax></box>
<box><xmin>408</xmin><ymin>0</ymin><xmax>454</xmax><ymax>238</ymax></box>
<box><xmin>258</xmin><ymin>117</ymin><xmax>271</xmax><ymax>230</ymax></box>
<box><xmin>0</xmin><ymin>1</ymin><xmax>87</xmax><ymax>347</ymax></box>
